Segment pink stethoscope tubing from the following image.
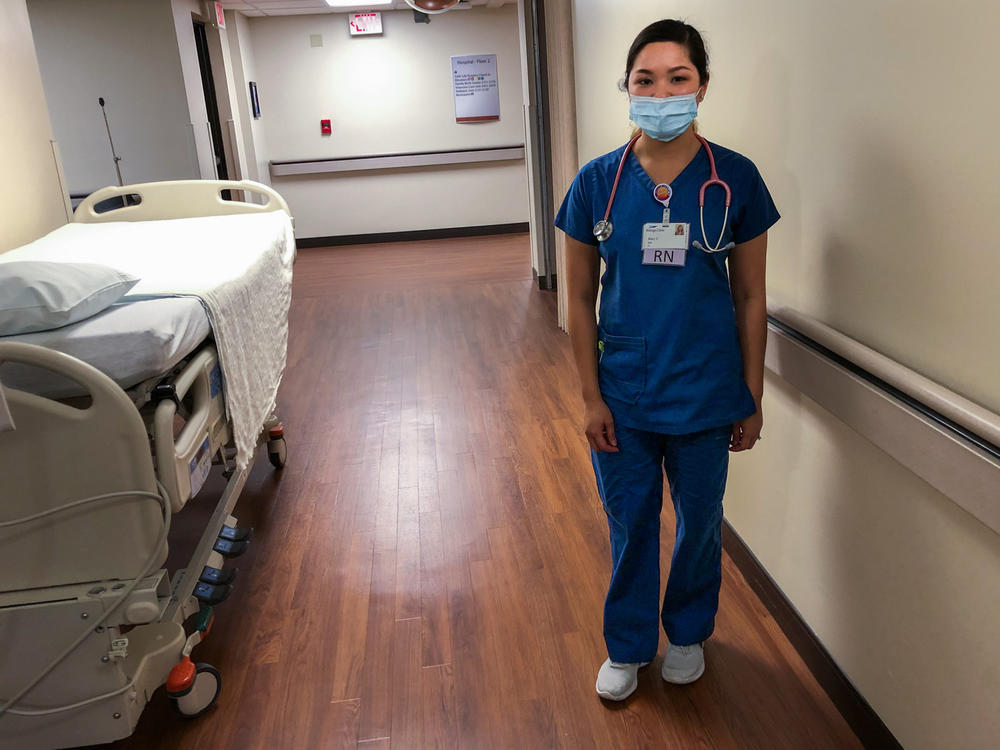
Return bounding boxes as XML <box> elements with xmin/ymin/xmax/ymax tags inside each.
<box><xmin>595</xmin><ymin>133</ymin><xmax>734</xmax><ymax>253</ymax></box>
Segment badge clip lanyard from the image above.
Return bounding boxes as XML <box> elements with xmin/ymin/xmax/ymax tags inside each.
<box><xmin>594</xmin><ymin>133</ymin><xmax>735</xmax><ymax>253</ymax></box>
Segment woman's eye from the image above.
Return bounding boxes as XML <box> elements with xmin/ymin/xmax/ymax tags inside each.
<box><xmin>671</xmin><ymin>76</ymin><xmax>689</xmax><ymax>84</ymax></box>
<box><xmin>635</xmin><ymin>78</ymin><xmax>652</xmax><ymax>86</ymax></box>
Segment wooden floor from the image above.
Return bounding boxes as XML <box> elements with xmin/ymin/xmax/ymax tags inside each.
<box><xmin>100</xmin><ymin>234</ymin><xmax>862</xmax><ymax>750</ymax></box>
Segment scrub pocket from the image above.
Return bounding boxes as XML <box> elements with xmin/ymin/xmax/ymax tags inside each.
<box><xmin>598</xmin><ymin>331</ymin><xmax>646</xmax><ymax>404</ymax></box>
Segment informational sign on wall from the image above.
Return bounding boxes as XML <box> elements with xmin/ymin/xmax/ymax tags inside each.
<box><xmin>349</xmin><ymin>13</ymin><xmax>383</xmax><ymax>36</ymax></box>
<box><xmin>451</xmin><ymin>54</ymin><xmax>500</xmax><ymax>123</ymax></box>
<box><xmin>214</xmin><ymin>1</ymin><xmax>226</xmax><ymax>28</ymax></box>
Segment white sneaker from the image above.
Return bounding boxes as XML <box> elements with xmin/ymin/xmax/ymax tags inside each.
<box><xmin>596</xmin><ymin>658</ymin><xmax>650</xmax><ymax>700</ymax></box>
<box><xmin>661</xmin><ymin>642</ymin><xmax>705</xmax><ymax>684</ymax></box>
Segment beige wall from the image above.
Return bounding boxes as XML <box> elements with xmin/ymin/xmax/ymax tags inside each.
<box><xmin>0</xmin><ymin>0</ymin><xmax>70</xmax><ymax>253</ymax></box>
<box><xmin>246</xmin><ymin>7</ymin><xmax>528</xmax><ymax>238</ymax></box>
<box><xmin>569</xmin><ymin>2</ymin><xmax>1000</xmax><ymax>748</ymax></box>
<box><xmin>541</xmin><ymin>0</ymin><xmax>578</xmax><ymax>329</ymax></box>
<box><xmin>27</xmin><ymin>0</ymin><xmax>197</xmax><ymax>193</ymax></box>
<box><xmin>732</xmin><ymin>370</ymin><xmax>1000</xmax><ymax>750</ymax></box>
<box><xmin>227</xmin><ymin>11</ymin><xmax>270</xmax><ymax>185</ymax></box>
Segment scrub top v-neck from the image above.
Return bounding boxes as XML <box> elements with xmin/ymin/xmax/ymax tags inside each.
<box><xmin>556</xmin><ymin>138</ymin><xmax>780</xmax><ymax>434</ymax></box>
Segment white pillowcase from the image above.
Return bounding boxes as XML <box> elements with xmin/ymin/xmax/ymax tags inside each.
<box><xmin>0</xmin><ymin>261</ymin><xmax>139</xmax><ymax>336</ymax></box>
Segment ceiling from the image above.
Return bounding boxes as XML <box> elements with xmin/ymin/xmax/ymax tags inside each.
<box><xmin>219</xmin><ymin>0</ymin><xmax>514</xmax><ymax>17</ymax></box>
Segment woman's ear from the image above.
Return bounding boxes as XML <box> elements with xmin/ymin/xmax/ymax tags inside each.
<box><xmin>697</xmin><ymin>77</ymin><xmax>710</xmax><ymax>103</ymax></box>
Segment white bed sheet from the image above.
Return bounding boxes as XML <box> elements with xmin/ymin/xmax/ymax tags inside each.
<box><xmin>0</xmin><ymin>211</ymin><xmax>295</xmax><ymax>469</ymax></box>
<box><xmin>0</xmin><ymin>297</ymin><xmax>211</xmax><ymax>399</ymax></box>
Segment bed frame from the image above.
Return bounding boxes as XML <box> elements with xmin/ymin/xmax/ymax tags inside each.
<box><xmin>0</xmin><ymin>179</ymin><xmax>291</xmax><ymax>749</ymax></box>
<box><xmin>73</xmin><ymin>179</ymin><xmax>291</xmax><ymax>224</ymax></box>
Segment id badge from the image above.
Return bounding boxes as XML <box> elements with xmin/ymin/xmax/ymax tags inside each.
<box><xmin>641</xmin><ymin>222</ymin><xmax>689</xmax><ymax>266</ymax></box>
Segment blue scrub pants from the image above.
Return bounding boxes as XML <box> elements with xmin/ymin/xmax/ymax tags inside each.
<box><xmin>591</xmin><ymin>423</ymin><xmax>731</xmax><ymax>663</ymax></box>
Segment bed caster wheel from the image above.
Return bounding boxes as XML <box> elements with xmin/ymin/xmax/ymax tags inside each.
<box><xmin>267</xmin><ymin>427</ymin><xmax>286</xmax><ymax>470</ymax></box>
<box><xmin>169</xmin><ymin>662</ymin><xmax>221</xmax><ymax>719</ymax></box>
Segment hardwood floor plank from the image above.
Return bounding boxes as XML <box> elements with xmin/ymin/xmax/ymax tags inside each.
<box><xmin>420</xmin><ymin>664</ymin><xmax>458</xmax><ymax>750</ymax></box>
<box><xmin>329</xmin><ymin>532</ymin><xmax>375</xmax><ymax>702</ymax></box>
<box><xmin>418</xmin><ymin>510</ymin><xmax>452</xmax><ymax>668</ymax></box>
<box><xmin>394</xmin><ymin>486</ymin><xmax>422</xmax><ymax>622</ymax></box>
<box><xmin>446</xmin><ymin>562</ymin><xmax>497</xmax><ymax>749</ymax></box>
<box><xmin>389</xmin><ymin>617</ymin><xmax>424</xmax><ymax>749</ymax></box>
<box><xmin>357</xmin><ymin>548</ymin><xmax>396</xmax><ymax>742</ymax></box>
<box><xmin>308</xmin><ymin>699</ymin><xmax>361</xmax><ymax>750</ymax></box>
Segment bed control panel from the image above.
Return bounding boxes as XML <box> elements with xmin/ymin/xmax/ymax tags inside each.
<box><xmin>219</xmin><ymin>524</ymin><xmax>252</xmax><ymax>542</ymax></box>
<box><xmin>213</xmin><ymin>537</ymin><xmax>249</xmax><ymax>558</ymax></box>
<box><xmin>193</xmin><ymin>581</ymin><xmax>232</xmax><ymax>606</ymax></box>
<box><xmin>199</xmin><ymin>565</ymin><xmax>237</xmax><ymax>586</ymax></box>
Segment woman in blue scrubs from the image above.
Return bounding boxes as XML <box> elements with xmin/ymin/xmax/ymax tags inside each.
<box><xmin>555</xmin><ymin>19</ymin><xmax>779</xmax><ymax>701</ymax></box>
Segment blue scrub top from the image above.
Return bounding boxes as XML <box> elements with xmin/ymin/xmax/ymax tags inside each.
<box><xmin>555</xmin><ymin>138</ymin><xmax>780</xmax><ymax>435</ymax></box>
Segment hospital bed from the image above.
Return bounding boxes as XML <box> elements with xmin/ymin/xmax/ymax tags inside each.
<box><xmin>0</xmin><ymin>180</ymin><xmax>295</xmax><ymax>749</ymax></box>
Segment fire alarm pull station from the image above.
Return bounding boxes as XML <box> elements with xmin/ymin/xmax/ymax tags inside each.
<box><xmin>321</xmin><ymin>119</ymin><xmax>332</xmax><ymax>135</ymax></box>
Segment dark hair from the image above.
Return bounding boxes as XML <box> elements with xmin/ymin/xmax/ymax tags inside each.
<box><xmin>622</xmin><ymin>19</ymin><xmax>709</xmax><ymax>87</ymax></box>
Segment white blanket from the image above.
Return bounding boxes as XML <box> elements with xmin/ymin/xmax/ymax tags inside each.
<box><xmin>0</xmin><ymin>211</ymin><xmax>295</xmax><ymax>469</ymax></box>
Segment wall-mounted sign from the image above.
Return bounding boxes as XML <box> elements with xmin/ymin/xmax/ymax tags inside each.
<box><xmin>451</xmin><ymin>54</ymin><xmax>500</xmax><ymax>123</ymax></box>
<box><xmin>249</xmin><ymin>81</ymin><xmax>260</xmax><ymax>118</ymax></box>
<box><xmin>350</xmin><ymin>13</ymin><xmax>383</xmax><ymax>36</ymax></box>
<box><xmin>214</xmin><ymin>1</ymin><xmax>226</xmax><ymax>28</ymax></box>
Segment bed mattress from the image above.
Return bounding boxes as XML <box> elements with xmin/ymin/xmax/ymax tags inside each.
<box><xmin>0</xmin><ymin>210</ymin><xmax>294</xmax><ymax>468</ymax></box>
<box><xmin>0</xmin><ymin>297</ymin><xmax>211</xmax><ymax>398</ymax></box>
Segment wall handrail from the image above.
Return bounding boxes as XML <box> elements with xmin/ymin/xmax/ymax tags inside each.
<box><xmin>765</xmin><ymin>302</ymin><xmax>1000</xmax><ymax>536</ymax></box>
<box><xmin>269</xmin><ymin>145</ymin><xmax>526</xmax><ymax>178</ymax></box>
<box><xmin>767</xmin><ymin>303</ymin><xmax>1000</xmax><ymax>451</ymax></box>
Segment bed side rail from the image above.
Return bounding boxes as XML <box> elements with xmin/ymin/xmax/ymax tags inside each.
<box><xmin>0</xmin><ymin>342</ymin><xmax>165</xmax><ymax>591</ymax></box>
<box><xmin>153</xmin><ymin>347</ymin><xmax>230</xmax><ymax>513</ymax></box>
<box><xmin>72</xmin><ymin>179</ymin><xmax>291</xmax><ymax>223</ymax></box>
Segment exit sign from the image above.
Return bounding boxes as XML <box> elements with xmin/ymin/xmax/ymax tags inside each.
<box><xmin>349</xmin><ymin>13</ymin><xmax>383</xmax><ymax>36</ymax></box>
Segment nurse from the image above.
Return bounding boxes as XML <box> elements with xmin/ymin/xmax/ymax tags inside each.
<box><xmin>555</xmin><ymin>19</ymin><xmax>779</xmax><ymax>701</ymax></box>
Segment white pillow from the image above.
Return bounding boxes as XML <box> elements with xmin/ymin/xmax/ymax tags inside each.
<box><xmin>0</xmin><ymin>261</ymin><xmax>139</xmax><ymax>336</ymax></box>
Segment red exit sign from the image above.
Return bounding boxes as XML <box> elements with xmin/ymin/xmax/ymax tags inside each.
<box><xmin>350</xmin><ymin>13</ymin><xmax>383</xmax><ymax>36</ymax></box>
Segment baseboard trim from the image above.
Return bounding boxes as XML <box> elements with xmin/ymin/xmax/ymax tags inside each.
<box><xmin>721</xmin><ymin>521</ymin><xmax>903</xmax><ymax>750</ymax></box>
<box><xmin>296</xmin><ymin>222</ymin><xmax>529</xmax><ymax>249</ymax></box>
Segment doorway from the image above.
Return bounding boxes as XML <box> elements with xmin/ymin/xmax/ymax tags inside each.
<box><xmin>193</xmin><ymin>20</ymin><xmax>227</xmax><ymax>182</ymax></box>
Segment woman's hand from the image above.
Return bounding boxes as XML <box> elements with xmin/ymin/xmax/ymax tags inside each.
<box><xmin>730</xmin><ymin>407</ymin><xmax>763</xmax><ymax>452</ymax></box>
<box><xmin>584</xmin><ymin>398</ymin><xmax>619</xmax><ymax>452</ymax></box>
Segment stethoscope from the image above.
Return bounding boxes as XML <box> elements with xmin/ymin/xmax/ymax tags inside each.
<box><xmin>593</xmin><ymin>133</ymin><xmax>735</xmax><ymax>253</ymax></box>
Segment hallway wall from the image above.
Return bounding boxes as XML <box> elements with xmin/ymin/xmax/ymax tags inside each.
<box><xmin>0</xmin><ymin>0</ymin><xmax>69</xmax><ymax>252</ymax></box>
<box><xmin>245</xmin><ymin>7</ymin><xmax>528</xmax><ymax>239</ymax></box>
<box><xmin>27</xmin><ymin>0</ymin><xmax>198</xmax><ymax>193</ymax></box>
<box><xmin>568</xmin><ymin>2</ymin><xmax>1000</xmax><ymax>748</ymax></box>
<box><xmin>227</xmin><ymin>10</ymin><xmax>270</xmax><ymax>185</ymax></box>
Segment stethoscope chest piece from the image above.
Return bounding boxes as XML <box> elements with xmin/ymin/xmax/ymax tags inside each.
<box><xmin>593</xmin><ymin>220</ymin><xmax>613</xmax><ymax>242</ymax></box>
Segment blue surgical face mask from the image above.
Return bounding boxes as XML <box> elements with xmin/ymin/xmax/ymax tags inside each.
<box><xmin>628</xmin><ymin>91</ymin><xmax>700</xmax><ymax>142</ymax></box>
